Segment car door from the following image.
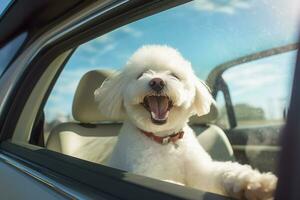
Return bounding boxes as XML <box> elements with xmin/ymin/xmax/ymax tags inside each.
<box><xmin>0</xmin><ymin>0</ymin><xmax>299</xmax><ymax>199</ymax></box>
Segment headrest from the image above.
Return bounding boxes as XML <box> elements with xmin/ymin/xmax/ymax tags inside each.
<box><xmin>72</xmin><ymin>70</ymin><xmax>218</xmax><ymax>124</ymax></box>
<box><xmin>72</xmin><ymin>70</ymin><xmax>118</xmax><ymax>123</ymax></box>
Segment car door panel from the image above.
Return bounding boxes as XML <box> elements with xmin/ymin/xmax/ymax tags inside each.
<box><xmin>0</xmin><ymin>160</ymin><xmax>68</xmax><ymax>200</ymax></box>
<box><xmin>225</xmin><ymin>125</ymin><xmax>282</xmax><ymax>173</ymax></box>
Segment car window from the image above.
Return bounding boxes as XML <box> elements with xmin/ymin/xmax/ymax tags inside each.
<box><xmin>222</xmin><ymin>51</ymin><xmax>296</xmax><ymax>128</ymax></box>
<box><xmin>17</xmin><ymin>0</ymin><xmax>298</xmax><ymax>198</ymax></box>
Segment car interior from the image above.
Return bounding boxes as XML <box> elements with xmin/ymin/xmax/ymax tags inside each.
<box><xmin>1</xmin><ymin>0</ymin><xmax>299</xmax><ymax>199</ymax></box>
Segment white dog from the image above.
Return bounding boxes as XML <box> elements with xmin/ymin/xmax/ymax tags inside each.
<box><xmin>94</xmin><ymin>45</ymin><xmax>277</xmax><ymax>199</ymax></box>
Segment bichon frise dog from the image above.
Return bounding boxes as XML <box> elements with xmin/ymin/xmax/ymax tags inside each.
<box><xmin>94</xmin><ymin>45</ymin><xmax>277</xmax><ymax>199</ymax></box>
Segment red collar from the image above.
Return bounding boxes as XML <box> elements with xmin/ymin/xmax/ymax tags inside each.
<box><xmin>139</xmin><ymin>129</ymin><xmax>184</xmax><ymax>145</ymax></box>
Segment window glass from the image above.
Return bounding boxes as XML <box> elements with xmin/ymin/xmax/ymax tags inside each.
<box><xmin>222</xmin><ymin>51</ymin><xmax>296</xmax><ymax>127</ymax></box>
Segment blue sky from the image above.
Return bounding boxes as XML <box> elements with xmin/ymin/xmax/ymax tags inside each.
<box><xmin>0</xmin><ymin>0</ymin><xmax>12</xmax><ymax>16</ymax></box>
<box><xmin>45</xmin><ymin>0</ymin><xmax>300</xmax><ymax>122</ymax></box>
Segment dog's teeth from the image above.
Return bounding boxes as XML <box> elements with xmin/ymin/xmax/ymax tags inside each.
<box><xmin>151</xmin><ymin>112</ymin><xmax>156</xmax><ymax>119</ymax></box>
<box><xmin>151</xmin><ymin>112</ymin><xmax>161</xmax><ymax>121</ymax></box>
<box><xmin>151</xmin><ymin>111</ymin><xmax>169</xmax><ymax>121</ymax></box>
<box><xmin>165</xmin><ymin>111</ymin><xmax>169</xmax><ymax>118</ymax></box>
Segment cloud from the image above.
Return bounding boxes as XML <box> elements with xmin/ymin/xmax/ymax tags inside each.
<box><xmin>223</xmin><ymin>63</ymin><xmax>289</xmax><ymax>96</ymax></box>
<box><xmin>94</xmin><ymin>34</ymin><xmax>112</xmax><ymax>44</ymax></box>
<box><xmin>44</xmin><ymin>68</ymin><xmax>92</xmax><ymax>121</ymax></box>
<box><xmin>54</xmin><ymin>68</ymin><xmax>88</xmax><ymax>94</ymax></box>
<box><xmin>80</xmin><ymin>43</ymin><xmax>98</xmax><ymax>54</ymax></box>
<box><xmin>78</xmin><ymin>25</ymin><xmax>142</xmax><ymax>56</ymax></box>
<box><xmin>119</xmin><ymin>26</ymin><xmax>142</xmax><ymax>37</ymax></box>
<box><xmin>99</xmin><ymin>43</ymin><xmax>117</xmax><ymax>54</ymax></box>
<box><xmin>192</xmin><ymin>0</ymin><xmax>251</xmax><ymax>15</ymax></box>
<box><xmin>221</xmin><ymin>60</ymin><xmax>292</xmax><ymax>119</ymax></box>
<box><xmin>80</xmin><ymin>41</ymin><xmax>117</xmax><ymax>57</ymax></box>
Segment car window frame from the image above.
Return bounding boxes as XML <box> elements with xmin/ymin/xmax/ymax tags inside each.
<box><xmin>275</xmin><ymin>40</ymin><xmax>300</xmax><ymax>200</ymax></box>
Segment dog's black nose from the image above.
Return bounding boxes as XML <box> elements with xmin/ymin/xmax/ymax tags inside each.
<box><xmin>149</xmin><ymin>78</ymin><xmax>165</xmax><ymax>92</ymax></box>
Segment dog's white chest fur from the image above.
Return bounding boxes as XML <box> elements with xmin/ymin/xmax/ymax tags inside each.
<box><xmin>107</xmin><ymin>121</ymin><xmax>210</xmax><ymax>185</ymax></box>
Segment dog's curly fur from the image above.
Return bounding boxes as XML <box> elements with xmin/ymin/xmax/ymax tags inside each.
<box><xmin>94</xmin><ymin>45</ymin><xmax>277</xmax><ymax>199</ymax></box>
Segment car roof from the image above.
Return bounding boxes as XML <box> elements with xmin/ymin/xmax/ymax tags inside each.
<box><xmin>0</xmin><ymin>0</ymin><xmax>98</xmax><ymax>47</ymax></box>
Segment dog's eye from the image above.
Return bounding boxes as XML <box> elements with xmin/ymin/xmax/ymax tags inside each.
<box><xmin>137</xmin><ymin>72</ymin><xmax>144</xmax><ymax>79</ymax></box>
<box><xmin>170</xmin><ymin>73</ymin><xmax>180</xmax><ymax>80</ymax></box>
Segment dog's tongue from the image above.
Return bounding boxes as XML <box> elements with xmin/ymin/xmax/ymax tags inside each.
<box><xmin>147</xmin><ymin>96</ymin><xmax>169</xmax><ymax>120</ymax></box>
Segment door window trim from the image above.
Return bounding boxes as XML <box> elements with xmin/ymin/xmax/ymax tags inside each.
<box><xmin>0</xmin><ymin>141</ymin><xmax>223</xmax><ymax>200</ymax></box>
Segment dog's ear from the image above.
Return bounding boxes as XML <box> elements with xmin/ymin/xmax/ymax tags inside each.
<box><xmin>94</xmin><ymin>73</ymin><xmax>125</xmax><ymax>119</ymax></box>
<box><xmin>193</xmin><ymin>79</ymin><xmax>214</xmax><ymax>116</ymax></box>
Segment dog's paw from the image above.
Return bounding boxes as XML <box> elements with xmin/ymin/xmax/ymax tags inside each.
<box><xmin>222</xmin><ymin>169</ymin><xmax>277</xmax><ymax>200</ymax></box>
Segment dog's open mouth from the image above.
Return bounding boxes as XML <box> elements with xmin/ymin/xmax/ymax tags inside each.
<box><xmin>142</xmin><ymin>95</ymin><xmax>173</xmax><ymax>125</ymax></box>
